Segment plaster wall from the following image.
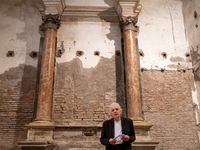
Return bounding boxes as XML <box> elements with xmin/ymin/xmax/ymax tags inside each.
<box><xmin>56</xmin><ymin>22</ymin><xmax>121</xmax><ymax>68</ymax></box>
<box><xmin>182</xmin><ymin>0</ymin><xmax>200</xmax><ymax>125</ymax></box>
<box><xmin>65</xmin><ymin>0</ymin><xmax>115</xmax><ymax>7</ymax></box>
<box><xmin>138</xmin><ymin>0</ymin><xmax>191</xmax><ymax>71</ymax></box>
<box><xmin>0</xmin><ymin>0</ymin><xmax>42</xmax><ymax>74</ymax></box>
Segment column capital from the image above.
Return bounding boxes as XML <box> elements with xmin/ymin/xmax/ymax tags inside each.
<box><xmin>120</xmin><ymin>16</ymin><xmax>139</xmax><ymax>32</ymax></box>
<box><xmin>40</xmin><ymin>14</ymin><xmax>61</xmax><ymax>31</ymax></box>
<box><xmin>114</xmin><ymin>0</ymin><xmax>142</xmax><ymax>17</ymax></box>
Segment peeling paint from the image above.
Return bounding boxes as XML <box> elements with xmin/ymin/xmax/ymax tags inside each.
<box><xmin>138</xmin><ymin>0</ymin><xmax>191</xmax><ymax>70</ymax></box>
<box><xmin>0</xmin><ymin>0</ymin><xmax>42</xmax><ymax>74</ymax></box>
<box><xmin>57</xmin><ymin>22</ymin><xmax>121</xmax><ymax>68</ymax></box>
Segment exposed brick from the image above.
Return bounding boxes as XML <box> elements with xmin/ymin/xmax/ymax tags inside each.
<box><xmin>141</xmin><ymin>70</ymin><xmax>200</xmax><ymax>150</ymax></box>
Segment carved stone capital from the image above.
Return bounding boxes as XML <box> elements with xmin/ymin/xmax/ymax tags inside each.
<box><xmin>120</xmin><ymin>16</ymin><xmax>139</xmax><ymax>32</ymax></box>
<box><xmin>40</xmin><ymin>14</ymin><xmax>61</xmax><ymax>31</ymax></box>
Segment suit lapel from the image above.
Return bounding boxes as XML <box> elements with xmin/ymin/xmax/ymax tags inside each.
<box><xmin>121</xmin><ymin>117</ymin><xmax>125</xmax><ymax>134</ymax></box>
<box><xmin>111</xmin><ymin>118</ymin><xmax>114</xmax><ymax>138</ymax></box>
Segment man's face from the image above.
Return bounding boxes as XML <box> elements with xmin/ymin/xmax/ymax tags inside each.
<box><xmin>111</xmin><ymin>104</ymin><xmax>121</xmax><ymax>121</ymax></box>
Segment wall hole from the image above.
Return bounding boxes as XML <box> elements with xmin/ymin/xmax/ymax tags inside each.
<box><xmin>185</xmin><ymin>53</ymin><xmax>190</xmax><ymax>57</ymax></box>
<box><xmin>139</xmin><ymin>49</ymin><xmax>144</xmax><ymax>57</ymax></box>
<box><xmin>161</xmin><ymin>52</ymin><xmax>167</xmax><ymax>58</ymax></box>
<box><xmin>7</xmin><ymin>51</ymin><xmax>15</xmax><ymax>57</ymax></box>
<box><xmin>94</xmin><ymin>51</ymin><xmax>100</xmax><ymax>56</ymax></box>
<box><xmin>194</xmin><ymin>11</ymin><xmax>198</xmax><ymax>19</ymax></box>
<box><xmin>161</xmin><ymin>68</ymin><xmax>165</xmax><ymax>72</ymax></box>
<box><xmin>196</xmin><ymin>24</ymin><xmax>198</xmax><ymax>28</ymax></box>
<box><xmin>116</xmin><ymin>50</ymin><xmax>121</xmax><ymax>56</ymax></box>
<box><xmin>76</xmin><ymin>51</ymin><xmax>84</xmax><ymax>56</ymax></box>
<box><xmin>29</xmin><ymin>51</ymin><xmax>38</xmax><ymax>58</ymax></box>
<box><xmin>182</xmin><ymin>69</ymin><xmax>186</xmax><ymax>73</ymax></box>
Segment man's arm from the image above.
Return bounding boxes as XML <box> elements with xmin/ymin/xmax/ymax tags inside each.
<box><xmin>100</xmin><ymin>121</ymin><xmax>111</xmax><ymax>146</ymax></box>
<box><xmin>129</xmin><ymin>119</ymin><xmax>136</xmax><ymax>142</ymax></box>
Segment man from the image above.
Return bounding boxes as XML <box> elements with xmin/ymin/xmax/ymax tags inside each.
<box><xmin>100</xmin><ymin>102</ymin><xmax>136</xmax><ymax>150</ymax></box>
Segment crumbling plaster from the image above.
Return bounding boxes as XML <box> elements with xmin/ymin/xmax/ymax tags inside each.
<box><xmin>182</xmin><ymin>0</ymin><xmax>200</xmax><ymax>125</ymax></box>
<box><xmin>138</xmin><ymin>0</ymin><xmax>191</xmax><ymax>71</ymax></box>
<box><xmin>58</xmin><ymin>0</ymin><xmax>192</xmax><ymax>71</ymax></box>
<box><xmin>56</xmin><ymin>22</ymin><xmax>121</xmax><ymax>68</ymax></box>
<box><xmin>0</xmin><ymin>0</ymin><xmax>42</xmax><ymax>75</ymax></box>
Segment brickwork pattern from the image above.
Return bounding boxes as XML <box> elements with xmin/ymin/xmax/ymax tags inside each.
<box><xmin>0</xmin><ymin>87</ymin><xmax>34</xmax><ymax>147</ymax></box>
<box><xmin>0</xmin><ymin>65</ymin><xmax>37</xmax><ymax>149</ymax></box>
<box><xmin>141</xmin><ymin>70</ymin><xmax>200</xmax><ymax>150</ymax></box>
<box><xmin>53</xmin><ymin>57</ymin><xmax>120</xmax><ymax>125</ymax></box>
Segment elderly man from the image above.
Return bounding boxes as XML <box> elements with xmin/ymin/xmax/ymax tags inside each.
<box><xmin>100</xmin><ymin>102</ymin><xmax>135</xmax><ymax>150</ymax></box>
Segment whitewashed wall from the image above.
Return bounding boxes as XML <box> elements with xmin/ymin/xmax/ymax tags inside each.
<box><xmin>138</xmin><ymin>0</ymin><xmax>191</xmax><ymax>71</ymax></box>
<box><xmin>182</xmin><ymin>0</ymin><xmax>200</xmax><ymax>125</ymax></box>
<box><xmin>0</xmin><ymin>0</ymin><xmax>42</xmax><ymax>74</ymax></box>
<box><xmin>57</xmin><ymin>22</ymin><xmax>121</xmax><ymax>68</ymax></box>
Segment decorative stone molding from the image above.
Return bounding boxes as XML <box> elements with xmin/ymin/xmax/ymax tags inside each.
<box><xmin>40</xmin><ymin>14</ymin><xmax>61</xmax><ymax>31</ymax></box>
<box><xmin>120</xmin><ymin>16</ymin><xmax>139</xmax><ymax>32</ymax></box>
<box><xmin>62</xmin><ymin>6</ymin><xmax>118</xmax><ymax>18</ymax></box>
<box><xmin>35</xmin><ymin>0</ymin><xmax>66</xmax><ymax>15</ymax></box>
<box><xmin>114</xmin><ymin>0</ymin><xmax>142</xmax><ymax>17</ymax></box>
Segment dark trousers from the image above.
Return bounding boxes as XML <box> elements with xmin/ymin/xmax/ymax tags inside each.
<box><xmin>106</xmin><ymin>143</ymin><xmax>131</xmax><ymax>150</ymax></box>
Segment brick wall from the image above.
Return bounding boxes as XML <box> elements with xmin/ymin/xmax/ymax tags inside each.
<box><xmin>53</xmin><ymin>56</ymin><xmax>125</xmax><ymax>125</ymax></box>
<box><xmin>141</xmin><ymin>70</ymin><xmax>200</xmax><ymax>150</ymax></box>
<box><xmin>0</xmin><ymin>65</ymin><xmax>36</xmax><ymax>149</ymax></box>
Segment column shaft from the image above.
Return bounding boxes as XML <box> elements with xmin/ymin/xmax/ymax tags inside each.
<box><xmin>122</xmin><ymin>17</ymin><xmax>143</xmax><ymax>121</ymax></box>
<box><xmin>35</xmin><ymin>28</ymin><xmax>56</xmax><ymax>121</ymax></box>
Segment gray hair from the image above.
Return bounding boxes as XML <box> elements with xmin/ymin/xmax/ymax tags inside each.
<box><xmin>109</xmin><ymin>102</ymin><xmax>122</xmax><ymax>115</ymax></box>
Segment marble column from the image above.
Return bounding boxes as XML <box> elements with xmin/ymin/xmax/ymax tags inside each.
<box><xmin>121</xmin><ymin>16</ymin><xmax>143</xmax><ymax>121</ymax></box>
<box><xmin>34</xmin><ymin>14</ymin><xmax>60</xmax><ymax>124</ymax></box>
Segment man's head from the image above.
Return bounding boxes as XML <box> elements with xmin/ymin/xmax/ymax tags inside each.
<box><xmin>109</xmin><ymin>102</ymin><xmax>122</xmax><ymax>121</ymax></box>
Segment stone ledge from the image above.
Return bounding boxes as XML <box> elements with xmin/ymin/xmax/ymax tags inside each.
<box><xmin>133</xmin><ymin>121</ymin><xmax>153</xmax><ymax>130</ymax></box>
<box><xmin>132</xmin><ymin>141</ymin><xmax>159</xmax><ymax>150</ymax></box>
<box><xmin>18</xmin><ymin>141</ymin><xmax>48</xmax><ymax>147</ymax></box>
<box><xmin>55</xmin><ymin>125</ymin><xmax>102</xmax><ymax>128</ymax></box>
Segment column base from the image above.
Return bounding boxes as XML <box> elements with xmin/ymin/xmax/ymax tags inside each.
<box><xmin>18</xmin><ymin>120</ymin><xmax>55</xmax><ymax>149</ymax></box>
<box><xmin>23</xmin><ymin>120</ymin><xmax>55</xmax><ymax>142</ymax></box>
<box><xmin>132</xmin><ymin>141</ymin><xmax>159</xmax><ymax>150</ymax></box>
<box><xmin>132</xmin><ymin>120</ymin><xmax>159</xmax><ymax>150</ymax></box>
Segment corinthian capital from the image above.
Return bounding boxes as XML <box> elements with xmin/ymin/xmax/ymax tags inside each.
<box><xmin>120</xmin><ymin>16</ymin><xmax>139</xmax><ymax>32</ymax></box>
<box><xmin>41</xmin><ymin>14</ymin><xmax>61</xmax><ymax>31</ymax></box>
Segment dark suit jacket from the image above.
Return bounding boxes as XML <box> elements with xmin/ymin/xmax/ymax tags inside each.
<box><xmin>100</xmin><ymin>117</ymin><xmax>136</xmax><ymax>150</ymax></box>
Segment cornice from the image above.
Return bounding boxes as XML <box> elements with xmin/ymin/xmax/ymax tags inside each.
<box><xmin>35</xmin><ymin>0</ymin><xmax>141</xmax><ymax>21</ymax></box>
<box><xmin>62</xmin><ymin>6</ymin><xmax>118</xmax><ymax>18</ymax></box>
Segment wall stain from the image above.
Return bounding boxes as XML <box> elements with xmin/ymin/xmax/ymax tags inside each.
<box><xmin>170</xmin><ymin>56</ymin><xmax>184</xmax><ymax>62</ymax></box>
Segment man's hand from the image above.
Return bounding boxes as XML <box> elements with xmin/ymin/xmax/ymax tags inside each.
<box><xmin>109</xmin><ymin>138</ymin><xmax>116</xmax><ymax>145</ymax></box>
<box><xmin>121</xmin><ymin>135</ymin><xmax>130</xmax><ymax>141</ymax></box>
